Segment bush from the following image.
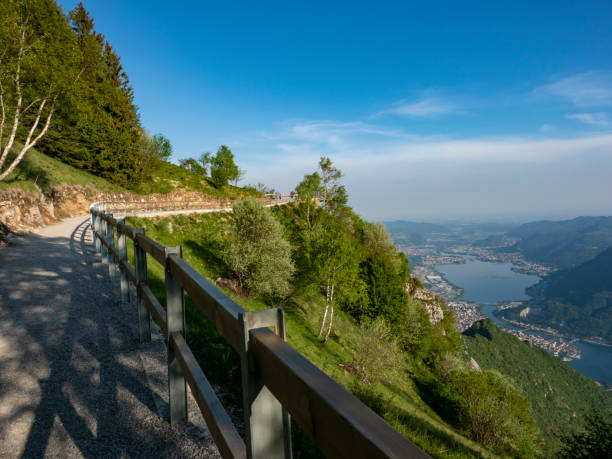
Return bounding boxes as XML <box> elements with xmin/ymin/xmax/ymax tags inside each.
<box><xmin>345</xmin><ymin>318</ymin><xmax>400</xmax><ymax>383</ymax></box>
<box><xmin>223</xmin><ymin>199</ymin><xmax>294</xmax><ymax>298</ymax></box>
<box><xmin>429</xmin><ymin>367</ymin><xmax>543</xmax><ymax>457</ymax></box>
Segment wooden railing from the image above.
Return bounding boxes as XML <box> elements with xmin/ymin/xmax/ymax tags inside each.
<box><xmin>89</xmin><ymin>199</ymin><xmax>429</xmax><ymax>459</ymax></box>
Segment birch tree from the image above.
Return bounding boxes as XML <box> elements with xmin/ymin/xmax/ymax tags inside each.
<box><xmin>303</xmin><ymin>216</ymin><xmax>359</xmax><ymax>341</ymax></box>
<box><xmin>0</xmin><ymin>0</ymin><xmax>79</xmax><ymax>181</ymax></box>
<box><xmin>318</xmin><ymin>156</ymin><xmax>347</xmax><ymax>215</ymax></box>
<box><xmin>295</xmin><ymin>171</ymin><xmax>321</xmax><ymax>229</ymax></box>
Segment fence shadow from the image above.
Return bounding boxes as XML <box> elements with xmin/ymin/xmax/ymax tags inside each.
<box><xmin>0</xmin><ymin>219</ymin><xmax>215</xmax><ymax>458</ymax></box>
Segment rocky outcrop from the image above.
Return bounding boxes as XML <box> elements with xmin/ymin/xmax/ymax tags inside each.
<box><xmin>0</xmin><ymin>185</ymin><xmax>93</xmax><ymax>232</ymax></box>
<box><xmin>405</xmin><ymin>275</ymin><xmax>445</xmax><ymax>325</ymax></box>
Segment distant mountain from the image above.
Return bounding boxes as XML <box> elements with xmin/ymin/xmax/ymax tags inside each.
<box><xmin>384</xmin><ymin>221</ymin><xmax>450</xmax><ymax>246</ymax></box>
<box><xmin>503</xmin><ymin>247</ymin><xmax>612</xmax><ymax>342</ymax></box>
<box><xmin>503</xmin><ymin>216</ymin><xmax>612</xmax><ymax>269</ymax></box>
<box><xmin>383</xmin><ymin>220</ymin><xmax>449</xmax><ymax>234</ymax></box>
<box><xmin>508</xmin><ymin>216</ymin><xmax>612</xmax><ymax>239</ymax></box>
<box><xmin>462</xmin><ymin>319</ymin><xmax>612</xmax><ymax>454</ymax></box>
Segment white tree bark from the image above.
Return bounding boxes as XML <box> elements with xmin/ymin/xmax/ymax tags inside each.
<box><xmin>318</xmin><ymin>279</ymin><xmax>331</xmax><ymax>339</ymax></box>
<box><xmin>0</xmin><ymin>24</ymin><xmax>58</xmax><ymax>182</ymax></box>
<box><xmin>0</xmin><ymin>100</ymin><xmax>55</xmax><ymax>181</ymax></box>
<box><xmin>324</xmin><ymin>284</ymin><xmax>335</xmax><ymax>342</ymax></box>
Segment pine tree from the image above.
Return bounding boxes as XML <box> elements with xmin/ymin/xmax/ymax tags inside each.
<box><xmin>37</xmin><ymin>2</ymin><xmax>144</xmax><ymax>187</ymax></box>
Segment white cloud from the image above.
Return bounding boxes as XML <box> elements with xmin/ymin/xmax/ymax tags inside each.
<box><xmin>565</xmin><ymin>112</ymin><xmax>609</xmax><ymax>126</ymax></box>
<box><xmin>240</xmin><ymin>119</ymin><xmax>612</xmax><ymax>220</ymax></box>
<box><xmin>537</xmin><ymin>72</ymin><xmax>612</xmax><ymax>107</ymax></box>
<box><xmin>539</xmin><ymin>123</ymin><xmax>554</xmax><ymax>132</ymax></box>
<box><xmin>287</xmin><ymin>120</ymin><xmax>410</xmax><ymax>140</ymax></box>
<box><xmin>380</xmin><ymin>97</ymin><xmax>459</xmax><ymax>118</ymax></box>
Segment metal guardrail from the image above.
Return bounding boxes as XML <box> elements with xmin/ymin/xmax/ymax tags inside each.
<box><xmin>89</xmin><ymin>200</ymin><xmax>429</xmax><ymax>459</ymax></box>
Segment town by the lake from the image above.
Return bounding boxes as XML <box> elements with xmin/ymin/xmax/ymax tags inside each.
<box><xmin>407</xmin><ymin>244</ymin><xmax>581</xmax><ymax>361</ymax></box>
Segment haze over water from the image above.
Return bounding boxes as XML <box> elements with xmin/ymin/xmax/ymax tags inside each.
<box><xmin>436</xmin><ymin>259</ymin><xmax>612</xmax><ymax>385</ymax></box>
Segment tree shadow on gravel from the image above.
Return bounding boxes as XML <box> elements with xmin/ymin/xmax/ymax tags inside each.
<box><xmin>0</xmin><ymin>219</ymin><xmax>214</xmax><ymax>458</ymax></box>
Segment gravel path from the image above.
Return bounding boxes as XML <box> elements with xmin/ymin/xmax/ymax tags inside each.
<box><xmin>0</xmin><ymin>216</ymin><xmax>220</xmax><ymax>458</ymax></box>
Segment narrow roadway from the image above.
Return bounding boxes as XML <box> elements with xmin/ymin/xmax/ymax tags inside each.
<box><xmin>0</xmin><ymin>216</ymin><xmax>219</xmax><ymax>458</ymax></box>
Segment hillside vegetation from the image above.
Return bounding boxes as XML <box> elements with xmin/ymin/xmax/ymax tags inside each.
<box><xmin>501</xmin><ymin>248</ymin><xmax>612</xmax><ymax>342</ymax></box>
<box><xmin>124</xmin><ymin>212</ymin><xmax>493</xmax><ymax>458</ymax></box>
<box><xmin>0</xmin><ymin>146</ymin><xmax>125</xmax><ymax>195</ymax></box>
<box><xmin>462</xmin><ymin>319</ymin><xmax>612</xmax><ymax>455</ymax></box>
<box><xmin>503</xmin><ymin>216</ymin><xmax>612</xmax><ymax>269</ymax></box>
<box><xmin>2</xmin><ymin>2</ymin><xmax>608</xmax><ymax>457</ymax></box>
<box><xmin>117</xmin><ymin>158</ymin><xmax>562</xmax><ymax>458</ymax></box>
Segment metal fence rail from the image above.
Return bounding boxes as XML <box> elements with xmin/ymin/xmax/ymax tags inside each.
<box><xmin>89</xmin><ymin>200</ymin><xmax>429</xmax><ymax>459</ymax></box>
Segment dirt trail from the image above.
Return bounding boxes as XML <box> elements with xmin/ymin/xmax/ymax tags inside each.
<box><xmin>0</xmin><ymin>216</ymin><xmax>219</xmax><ymax>458</ymax></box>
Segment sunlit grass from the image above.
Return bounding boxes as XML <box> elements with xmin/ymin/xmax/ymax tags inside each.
<box><xmin>120</xmin><ymin>213</ymin><xmax>494</xmax><ymax>458</ymax></box>
<box><xmin>0</xmin><ymin>146</ymin><xmax>126</xmax><ymax>194</ymax></box>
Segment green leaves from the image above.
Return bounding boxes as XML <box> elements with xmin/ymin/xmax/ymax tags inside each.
<box><xmin>223</xmin><ymin>199</ymin><xmax>294</xmax><ymax>298</ymax></box>
<box><xmin>559</xmin><ymin>410</ymin><xmax>612</xmax><ymax>458</ymax></box>
<box><xmin>210</xmin><ymin>145</ymin><xmax>240</xmax><ymax>188</ymax></box>
<box><xmin>32</xmin><ymin>1</ymin><xmax>145</xmax><ymax>187</ymax></box>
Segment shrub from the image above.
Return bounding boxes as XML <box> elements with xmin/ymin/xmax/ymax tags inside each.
<box><xmin>223</xmin><ymin>199</ymin><xmax>294</xmax><ymax>298</ymax></box>
<box><xmin>345</xmin><ymin>318</ymin><xmax>400</xmax><ymax>383</ymax></box>
<box><xmin>435</xmin><ymin>368</ymin><xmax>544</xmax><ymax>457</ymax></box>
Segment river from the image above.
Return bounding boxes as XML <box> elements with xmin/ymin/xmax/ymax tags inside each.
<box><xmin>436</xmin><ymin>259</ymin><xmax>612</xmax><ymax>385</ymax></box>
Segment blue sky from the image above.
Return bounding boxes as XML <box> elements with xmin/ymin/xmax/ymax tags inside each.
<box><xmin>59</xmin><ymin>1</ymin><xmax>612</xmax><ymax>221</ymax></box>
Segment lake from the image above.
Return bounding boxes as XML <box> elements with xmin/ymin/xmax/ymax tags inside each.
<box><xmin>436</xmin><ymin>258</ymin><xmax>612</xmax><ymax>385</ymax></box>
<box><xmin>436</xmin><ymin>259</ymin><xmax>538</xmax><ymax>303</ymax></box>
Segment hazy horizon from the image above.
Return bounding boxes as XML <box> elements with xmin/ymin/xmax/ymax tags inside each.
<box><xmin>379</xmin><ymin>210</ymin><xmax>612</xmax><ymax>225</ymax></box>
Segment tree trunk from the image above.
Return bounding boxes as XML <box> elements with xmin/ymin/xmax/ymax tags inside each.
<box><xmin>324</xmin><ymin>305</ymin><xmax>334</xmax><ymax>342</ymax></box>
<box><xmin>0</xmin><ymin>101</ymin><xmax>54</xmax><ymax>181</ymax></box>
<box><xmin>318</xmin><ymin>281</ymin><xmax>331</xmax><ymax>339</ymax></box>
<box><xmin>323</xmin><ymin>284</ymin><xmax>335</xmax><ymax>342</ymax></box>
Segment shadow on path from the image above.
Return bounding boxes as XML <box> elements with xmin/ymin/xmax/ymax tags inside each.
<box><xmin>0</xmin><ymin>217</ymin><xmax>216</xmax><ymax>458</ymax></box>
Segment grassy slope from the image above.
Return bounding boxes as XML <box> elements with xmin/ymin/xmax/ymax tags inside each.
<box><xmin>130</xmin><ymin>160</ymin><xmax>261</xmax><ymax>199</ymax></box>
<box><xmin>1</xmin><ymin>147</ymin><xmax>260</xmax><ymax>200</ymax></box>
<box><xmin>461</xmin><ymin>319</ymin><xmax>612</xmax><ymax>454</ymax></box>
<box><xmin>124</xmin><ymin>213</ymin><xmax>492</xmax><ymax>459</ymax></box>
<box><xmin>0</xmin><ymin>147</ymin><xmax>125</xmax><ymax>194</ymax></box>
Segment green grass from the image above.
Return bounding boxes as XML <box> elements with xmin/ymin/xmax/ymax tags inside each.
<box><xmin>123</xmin><ymin>213</ymin><xmax>494</xmax><ymax>458</ymax></box>
<box><xmin>0</xmin><ymin>146</ymin><xmax>126</xmax><ymax>194</ymax></box>
<box><xmin>129</xmin><ymin>160</ymin><xmax>262</xmax><ymax>199</ymax></box>
<box><xmin>1</xmin><ymin>146</ymin><xmax>261</xmax><ymax>203</ymax></box>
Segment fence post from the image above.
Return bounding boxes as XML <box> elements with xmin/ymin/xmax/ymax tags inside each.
<box><xmin>239</xmin><ymin>307</ymin><xmax>292</xmax><ymax>459</ymax></box>
<box><xmin>101</xmin><ymin>214</ymin><xmax>108</xmax><ymax>264</ymax></box>
<box><xmin>118</xmin><ymin>219</ymin><xmax>129</xmax><ymax>303</ymax></box>
<box><xmin>90</xmin><ymin>209</ymin><xmax>95</xmax><ymax>244</ymax></box>
<box><xmin>134</xmin><ymin>228</ymin><xmax>151</xmax><ymax>343</ymax></box>
<box><xmin>165</xmin><ymin>246</ymin><xmax>187</xmax><ymax>426</ymax></box>
<box><xmin>93</xmin><ymin>212</ymin><xmax>101</xmax><ymax>253</ymax></box>
<box><xmin>107</xmin><ymin>215</ymin><xmax>116</xmax><ymax>278</ymax></box>
<box><xmin>95</xmin><ymin>212</ymin><xmax>102</xmax><ymax>253</ymax></box>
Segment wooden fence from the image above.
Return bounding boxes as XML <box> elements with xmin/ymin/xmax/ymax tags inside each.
<box><xmin>89</xmin><ymin>200</ymin><xmax>429</xmax><ymax>459</ymax></box>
